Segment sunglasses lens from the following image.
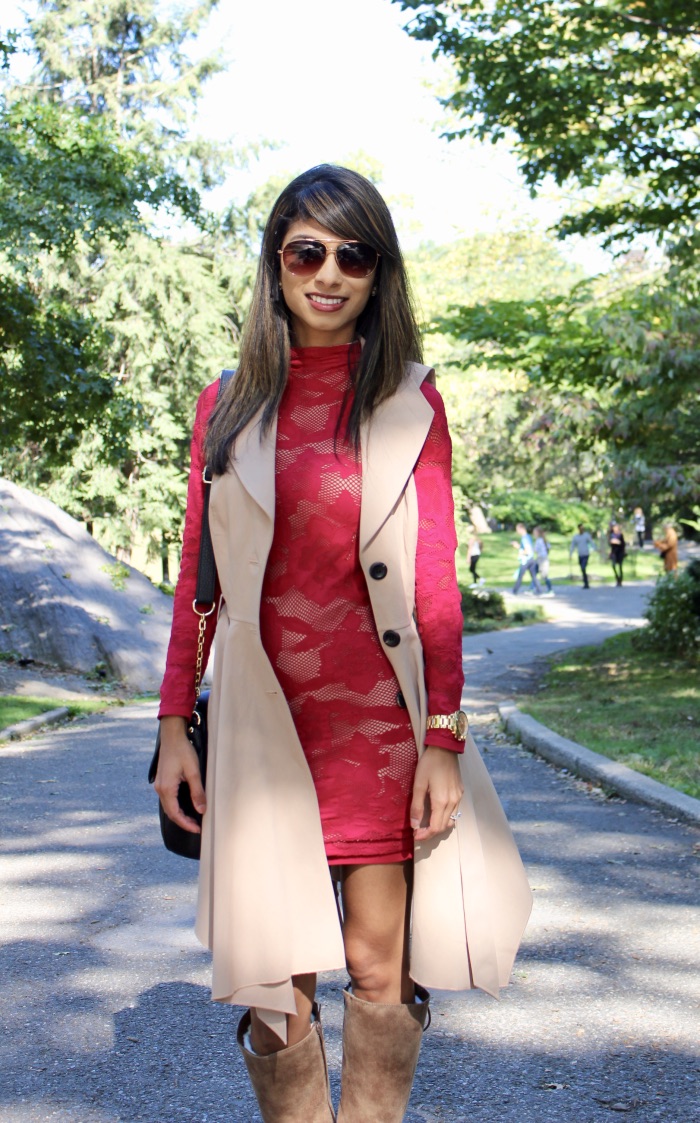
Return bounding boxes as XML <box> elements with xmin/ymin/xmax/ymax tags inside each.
<box><xmin>336</xmin><ymin>242</ymin><xmax>379</xmax><ymax>278</ymax></box>
<box><xmin>281</xmin><ymin>239</ymin><xmax>379</xmax><ymax>279</ymax></box>
<box><xmin>282</xmin><ymin>241</ymin><xmax>327</xmax><ymax>276</ymax></box>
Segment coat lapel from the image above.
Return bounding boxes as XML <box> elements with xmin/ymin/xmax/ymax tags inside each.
<box><xmin>229</xmin><ymin>407</ymin><xmax>277</xmax><ymax>522</ymax></box>
<box><xmin>226</xmin><ymin>364</ymin><xmax>433</xmax><ymax>539</ymax></box>
<box><xmin>359</xmin><ymin>366</ymin><xmax>434</xmax><ymax>552</ymax></box>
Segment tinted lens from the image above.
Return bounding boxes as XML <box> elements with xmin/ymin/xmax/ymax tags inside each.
<box><xmin>281</xmin><ymin>239</ymin><xmax>379</xmax><ymax>278</ymax></box>
<box><xmin>281</xmin><ymin>240</ymin><xmax>327</xmax><ymax>276</ymax></box>
<box><xmin>335</xmin><ymin>242</ymin><xmax>379</xmax><ymax>278</ymax></box>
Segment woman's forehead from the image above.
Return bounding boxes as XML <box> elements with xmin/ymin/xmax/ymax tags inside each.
<box><xmin>284</xmin><ymin>217</ymin><xmax>355</xmax><ymax>243</ymax></box>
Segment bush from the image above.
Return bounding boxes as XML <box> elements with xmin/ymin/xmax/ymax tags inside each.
<box><xmin>461</xmin><ymin>587</ymin><xmax>506</xmax><ymax>621</ymax></box>
<box><xmin>635</xmin><ymin>567</ymin><xmax>700</xmax><ymax>658</ymax></box>
<box><xmin>487</xmin><ymin>489</ymin><xmax>602</xmax><ymax>534</ymax></box>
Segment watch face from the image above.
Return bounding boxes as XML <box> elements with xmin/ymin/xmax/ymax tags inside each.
<box><xmin>456</xmin><ymin>711</ymin><xmax>468</xmax><ymax>739</ymax></box>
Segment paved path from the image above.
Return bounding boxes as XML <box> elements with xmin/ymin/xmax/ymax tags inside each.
<box><xmin>1</xmin><ymin>582</ymin><xmax>698</xmax><ymax>1122</ymax></box>
<box><xmin>462</xmin><ymin>582</ymin><xmax>651</xmax><ymax>713</ymax></box>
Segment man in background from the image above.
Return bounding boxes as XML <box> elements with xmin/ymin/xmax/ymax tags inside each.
<box><xmin>569</xmin><ymin>523</ymin><xmax>597</xmax><ymax>589</ymax></box>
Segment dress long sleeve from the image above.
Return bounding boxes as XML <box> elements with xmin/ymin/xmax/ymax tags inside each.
<box><xmin>158</xmin><ymin>380</ymin><xmax>221</xmax><ymax>719</ymax></box>
<box><xmin>414</xmin><ymin>383</ymin><xmax>465</xmax><ymax>753</ymax></box>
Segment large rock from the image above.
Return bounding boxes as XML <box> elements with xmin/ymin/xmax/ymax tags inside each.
<box><xmin>0</xmin><ymin>479</ymin><xmax>175</xmax><ymax>690</ymax></box>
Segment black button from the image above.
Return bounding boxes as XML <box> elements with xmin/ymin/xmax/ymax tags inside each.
<box><xmin>396</xmin><ymin>691</ymin><xmax>406</xmax><ymax>709</ymax></box>
<box><xmin>383</xmin><ymin>630</ymin><xmax>400</xmax><ymax>647</ymax></box>
<box><xmin>369</xmin><ymin>562</ymin><xmax>388</xmax><ymax>580</ymax></box>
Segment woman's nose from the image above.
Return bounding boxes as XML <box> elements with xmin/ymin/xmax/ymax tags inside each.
<box><xmin>313</xmin><ymin>251</ymin><xmax>343</xmax><ymax>285</ymax></box>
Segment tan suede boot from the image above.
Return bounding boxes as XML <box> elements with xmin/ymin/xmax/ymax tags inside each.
<box><xmin>237</xmin><ymin>1004</ymin><xmax>336</xmax><ymax>1123</ymax></box>
<box><xmin>337</xmin><ymin>985</ymin><xmax>430</xmax><ymax>1123</ymax></box>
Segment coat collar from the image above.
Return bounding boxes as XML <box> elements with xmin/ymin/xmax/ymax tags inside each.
<box><xmin>229</xmin><ymin>363</ymin><xmax>435</xmax><ymax>550</ymax></box>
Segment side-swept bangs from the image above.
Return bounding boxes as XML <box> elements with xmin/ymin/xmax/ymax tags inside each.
<box><xmin>205</xmin><ymin>165</ymin><xmax>422</xmax><ymax>474</ymax></box>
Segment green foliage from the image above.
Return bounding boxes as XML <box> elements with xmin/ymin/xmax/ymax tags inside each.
<box><xmin>395</xmin><ymin>0</ymin><xmax>700</xmax><ymax>248</ymax></box>
<box><xmin>0</xmin><ymin>0</ymin><xmax>228</xmax><ymax>473</ymax></box>
<box><xmin>437</xmin><ymin>258</ymin><xmax>700</xmax><ymax>508</ymax></box>
<box><xmin>487</xmin><ymin>490</ymin><xmax>602</xmax><ymax>535</ymax></box>
<box><xmin>461</xmin><ymin>587</ymin><xmax>506</xmax><ymax>621</ymax></box>
<box><xmin>635</xmin><ymin>566</ymin><xmax>700</xmax><ymax>658</ymax></box>
<box><xmin>101</xmin><ymin>562</ymin><xmax>131</xmax><ymax>590</ymax></box>
<box><xmin>406</xmin><ymin>227</ymin><xmax>599</xmax><ymax>507</ymax></box>
<box><xmin>32</xmin><ymin>232</ymin><xmax>245</xmax><ymax>561</ymax></box>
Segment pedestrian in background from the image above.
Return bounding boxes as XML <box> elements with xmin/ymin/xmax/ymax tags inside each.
<box><xmin>467</xmin><ymin>531</ymin><xmax>482</xmax><ymax>585</ymax></box>
<box><xmin>533</xmin><ymin>526</ymin><xmax>554</xmax><ymax>595</ymax></box>
<box><xmin>654</xmin><ymin>524</ymin><xmax>679</xmax><ymax>574</ymax></box>
<box><xmin>633</xmin><ymin>506</ymin><xmax>646</xmax><ymax>548</ymax></box>
<box><xmin>608</xmin><ymin>522</ymin><xmax>626</xmax><ymax>586</ymax></box>
<box><xmin>512</xmin><ymin>523</ymin><xmax>542</xmax><ymax>595</ymax></box>
<box><xmin>569</xmin><ymin>523</ymin><xmax>596</xmax><ymax>589</ymax></box>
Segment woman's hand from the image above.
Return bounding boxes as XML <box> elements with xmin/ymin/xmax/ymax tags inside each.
<box><xmin>154</xmin><ymin>715</ymin><xmax>207</xmax><ymax>834</ymax></box>
<box><xmin>410</xmin><ymin>747</ymin><xmax>464</xmax><ymax>842</ymax></box>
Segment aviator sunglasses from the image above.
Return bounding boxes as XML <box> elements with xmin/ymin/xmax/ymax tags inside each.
<box><xmin>278</xmin><ymin>238</ymin><xmax>380</xmax><ymax>279</ymax></box>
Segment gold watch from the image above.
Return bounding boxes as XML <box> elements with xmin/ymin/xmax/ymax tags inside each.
<box><xmin>425</xmin><ymin>711</ymin><xmax>469</xmax><ymax>741</ymax></box>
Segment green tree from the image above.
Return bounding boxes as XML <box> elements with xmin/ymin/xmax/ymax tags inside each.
<box><xmin>0</xmin><ymin>0</ymin><xmax>225</xmax><ymax>466</ymax></box>
<box><xmin>438</xmin><ymin>259</ymin><xmax>700</xmax><ymax>510</ymax></box>
<box><xmin>394</xmin><ymin>0</ymin><xmax>700</xmax><ymax>247</ymax></box>
<box><xmin>405</xmin><ymin>227</ymin><xmax>598</xmax><ymax>507</ymax></box>
<box><xmin>38</xmin><ymin>233</ymin><xmax>246</xmax><ymax>576</ymax></box>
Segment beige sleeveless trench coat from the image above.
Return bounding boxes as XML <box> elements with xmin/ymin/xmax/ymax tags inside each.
<box><xmin>195</xmin><ymin>363</ymin><xmax>532</xmax><ymax>1042</ymax></box>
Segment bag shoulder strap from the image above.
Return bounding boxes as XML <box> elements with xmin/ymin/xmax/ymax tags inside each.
<box><xmin>195</xmin><ymin>369</ymin><xmax>236</xmax><ymax>608</ymax></box>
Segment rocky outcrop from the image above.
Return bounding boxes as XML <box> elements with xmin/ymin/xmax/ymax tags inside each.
<box><xmin>0</xmin><ymin>479</ymin><xmax>175</xmax><ymax>690</ymax></box>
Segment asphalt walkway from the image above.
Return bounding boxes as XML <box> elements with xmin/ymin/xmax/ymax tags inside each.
<box><xmin>1</xmin><ymin>581</ymin><xmax>698</xmax><ymax>1122</ymax></box>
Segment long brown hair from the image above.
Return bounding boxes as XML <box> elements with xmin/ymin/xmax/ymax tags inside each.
<box><xmin>205</xmin><ymin>165</ymin><xmax>422</xmax><ymax>473</ymax></box>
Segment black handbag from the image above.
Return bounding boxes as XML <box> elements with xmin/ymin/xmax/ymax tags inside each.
<box><xmin>148</xmin><ymin>369</ymin><xmax>234</xmax><ymax>859</ymax></box>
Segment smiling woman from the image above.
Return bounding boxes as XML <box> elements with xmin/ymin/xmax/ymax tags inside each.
<box><xmin>154</xmin><ymin>164</ymin><xmax>531</xmax><ymax>1123</ymax></box>
<box><xmin>278</xmin><ymin>221</ymin><xmax>378</xmax><ymax>347</ymax></box>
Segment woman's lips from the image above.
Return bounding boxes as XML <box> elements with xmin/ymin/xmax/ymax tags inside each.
<box><xmin>305</xmin><ymin>293</ymin><xmax>348</xmax><ymax>313</ymax></box>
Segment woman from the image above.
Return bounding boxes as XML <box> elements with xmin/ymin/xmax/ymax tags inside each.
<box><xmin>467</xmin><ymin>530</ymin><xmax>482</xmax><ymax>584</ymax></box>
<box><xmin>609</xmin><ymin>522</ymin><xmax>626</xmax><ymax>586</ymax></box>
<box><xmin>155</xmin><ymin>166</ymin><xmax>530</xmax><ymax>1123</ymax></box>
<box><xmin>633</xmin><ymin>506</ymin><xmax>646</xmax><ymax>549</ymax></box>
<box><xmin>533</xmin><ymin>526</ymin><xmax>553</xmax><ymax>594</ymax></box>
<box><xmin>654</xmin><ymin>524</ymin><xmax>679</xmax><ymax>574</ymax></box>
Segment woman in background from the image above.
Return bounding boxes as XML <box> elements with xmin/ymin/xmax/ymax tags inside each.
<box><xmin>654</xmin><ymin>524</ymin><xmax>679</xmax><ymax>574</ymax></box>
<box><xmin>467</xmin><ymin>530</ymin><xmax>482</xmax><ymax>584</ymax></box>
<box><xmin>633</xmin><ymin>506</ymin><xmax>646</xmax><ymax>549</ymax></box>
<box><xmin>609</xmin><ymin>522</ymin><xmax>626</xmax><ymax>586</ymax></box>
<box><xmin>533</xmin><ymin>526</ymin><xmax>553</xmax><ymax>595</ymax></box>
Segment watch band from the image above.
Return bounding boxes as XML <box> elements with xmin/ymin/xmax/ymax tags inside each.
<box><xmin>425</xmin><ymin>710</ymin><xmax>469</xmax><ymax>741</ymax></box>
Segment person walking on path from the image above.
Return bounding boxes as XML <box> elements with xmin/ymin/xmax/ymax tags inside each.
<box><xmin>511</xmin><ymin>523</ymin><xmax>542</xmax><ymax>595</ymax></box>
<box><xmin>608</xmin><ymin>522</ymin><xmax>626</xmax><ymax>586</ymax></box>
<box><xmin>154</xmin><ymin>166</ymin><xmax>530</xmax><ymax>1123</ymax></box>
<box><xmin>533</xmin><ymin>526</ymin><xmax>554</xmax><ymax>595</ymax></box>
<box><xmin>654</xmin><ymin>524</ymin><xmax>679</xmax><ymax>574</ymax></box>
<box><xmin>633</xmin><ymin>506</ymin><xmax>646</xmax><ymax>548</ymax></box>
<box><xmin>467</xmin><ymin>531</ymin><xmax>482</xmax><ymax>585</ymax></box>
<box><xmin>569</xmin><ymin>523</ymin><xmax>596</xmax><ymax>589</ymax></box>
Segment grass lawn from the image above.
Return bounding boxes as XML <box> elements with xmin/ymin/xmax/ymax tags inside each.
<box><xmin>519</xmin><ymin>631</ymin><xmax>700</xmax><ymax>799</ymax></box>
<box><xmin>456</xmin><ymin>531</ymin><xmax>664</xmax><ymax>590</ymax></box>
<box><xmin>0</xmin><ymin>694</ymin><xmax>112</xmax><ymax>734</ymax></box>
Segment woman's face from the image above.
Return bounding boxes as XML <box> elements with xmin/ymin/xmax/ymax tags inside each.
<box><xmin>278</xmin><ymin>218</ymin><xmax>376</xmax><ymax>347</ymax></box>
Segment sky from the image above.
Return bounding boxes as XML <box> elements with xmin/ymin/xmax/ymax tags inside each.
<box><xmin>4</xmin><ymin>0</ymin><xmax>612</xmax><ymax>271</ymax></box>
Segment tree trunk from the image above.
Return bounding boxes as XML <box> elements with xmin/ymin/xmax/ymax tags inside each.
<box><xmin>161</xmin><ymin>538</ymin><xmax>171</xmax><ymax>585</ymax></box>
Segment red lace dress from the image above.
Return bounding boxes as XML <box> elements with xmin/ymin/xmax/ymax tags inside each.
<box><xmin>159</xmin><ymin>343</ymin><xmax>464</xmax><ymax>864</ymax></box>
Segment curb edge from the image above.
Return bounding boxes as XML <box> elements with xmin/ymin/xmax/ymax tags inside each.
<box><xmin>0</xmin><ymin>706</ymin><xmax>71</xmax><ymax>743</ymax></box>
<box><xmin>498</xmin><ymin>701</ymin><xmax>700</xmax><ymax>828</ymax></box>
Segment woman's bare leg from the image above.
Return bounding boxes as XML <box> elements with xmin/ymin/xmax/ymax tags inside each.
<box><xmin>340</xmin><ymin>861</ymin><xmax>413</xmax><ymax>1003</ymax></box>
<box><xmin>250</xmin><ymin>972</ymin><xmax>317</xmax><ymax>1055</ymax></box>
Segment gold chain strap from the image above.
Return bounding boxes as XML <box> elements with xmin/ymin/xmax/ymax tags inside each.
<box><xmin>192</xmin><ymin>599</ymin><xmax>216</xmax><ymax>700</ymax></box>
